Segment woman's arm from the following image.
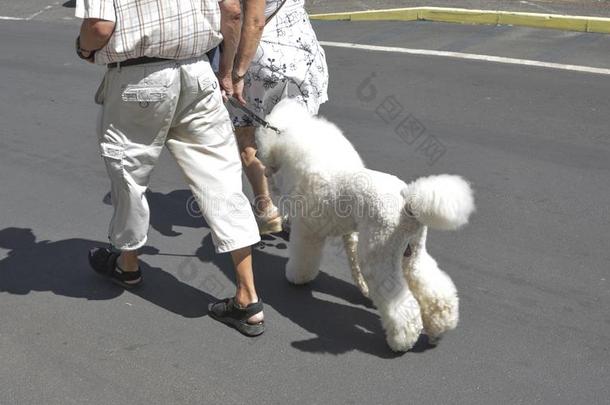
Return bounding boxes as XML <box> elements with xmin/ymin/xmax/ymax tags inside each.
<box><xmin>232</xmin><ymin>0</ymin><xmax>266</xmax><ymax>105</ymax></box>
<box><xmin>218</xmin><ymin>0</ymin><xmax>242</xmax><ymax>100</ymax></box>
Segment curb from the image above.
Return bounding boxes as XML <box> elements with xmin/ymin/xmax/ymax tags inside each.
<box><xmin>309</xmin><ymin>7</ymin><xmax>610</xmax><ymax>34</ymax></box>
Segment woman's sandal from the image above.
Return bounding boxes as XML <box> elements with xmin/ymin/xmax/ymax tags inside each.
<box><xmin>208</xmin><ymin>297</ymin><xmax>265</xmax><ymax>337</ymax></box>
<box><xmin>255</xmin><ymin>206</ymin><xmax>283</xmax><ymax>235</ymax></box>
<box><xmin>88</xmin><ymin>247</ymin><xmax>143</xmax><ymax>289</ymax></box>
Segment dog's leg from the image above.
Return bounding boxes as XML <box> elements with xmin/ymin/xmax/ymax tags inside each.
<box><xmin>403</xmin><ymin>227</ymin><xmax>459</xmax><ymax>344</ymax></box>
<box><xmin>342</xmin><ymin>233</ymin><xmax>369</xmax><ymax>297</ymax></box>
<box><xmin>285</xmin><ymin>219</ymin><xmax>325</xmax><ymax>285</ymax></box>
<box><xmin>359</xmin><ymin>235</ymin><xmax>422</xmax><ymax>352</ymax></box>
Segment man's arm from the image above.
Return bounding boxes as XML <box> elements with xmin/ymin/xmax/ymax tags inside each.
<box><xmin>218</xmin><ymin>0</ymin><xmax>242</xmax><ymax>100</ymax></box>
<box><xmin>232</xmin><ymin>0</ymin><xmax>266</xmax><ymax>105</ymax></box>
<box><xmin>78</xmin><ymin>18</ymin><xmax>115</xmax><ymax>62</ymax></box>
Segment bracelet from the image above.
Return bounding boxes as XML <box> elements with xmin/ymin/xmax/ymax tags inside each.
<box><xmin>232</xmin><ymin>71</ymin><xmax>246</xmax><ymax>83</ymax></box>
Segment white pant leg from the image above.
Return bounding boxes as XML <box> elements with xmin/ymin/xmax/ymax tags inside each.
<box><xmin>97</xmin><ymin>61</ymin><xmax>181</xmax><ymax>250</ymax></box>
<box><xmin>166</xmin><ymin>58</ymin><xmax>260</xmax><ymax>253</ymax></box>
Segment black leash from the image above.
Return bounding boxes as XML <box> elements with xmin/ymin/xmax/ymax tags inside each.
<box><xmin>229</xmin><ymin>98</ymin><xmax>282</xmax><ymax>134</ymax></box>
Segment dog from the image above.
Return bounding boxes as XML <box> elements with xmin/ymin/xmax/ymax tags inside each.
<box><xmin>255</xmin><ymin>99</ymin><xmax>475</xmax><ymax>352</ymax></box>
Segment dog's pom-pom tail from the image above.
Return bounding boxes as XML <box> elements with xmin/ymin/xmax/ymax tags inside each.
<box><xmin>403</xmin><ymin>174</ymin><xmax>475</xmax><ymax>230</ymax></box>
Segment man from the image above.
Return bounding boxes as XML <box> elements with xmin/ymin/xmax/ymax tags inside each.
<box><xmin>76</xmin><ymin>0</ymin><xmax>265</xmax><ymax>336</ymax></box>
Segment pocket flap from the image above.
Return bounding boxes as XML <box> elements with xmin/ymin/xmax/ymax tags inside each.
<box><xmin>122</xmin><ymin>85</ymin><xmax>168</xmax><ymax>102</ymax></box>
<box><xmin>100</xmin><ymin>143</ymin><xmax>125</xmax><ymax>160</ymax></box>
<box><xmin>198</xmin><ymin>76</ymin><xmax>219</xmax><ymax>92</ymax></box>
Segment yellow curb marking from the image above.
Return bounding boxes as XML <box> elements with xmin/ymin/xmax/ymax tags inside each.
<box><xmin>310</xmin><ymin>7</ymin><xmax>610</xmax><ymax>34</ymax></box>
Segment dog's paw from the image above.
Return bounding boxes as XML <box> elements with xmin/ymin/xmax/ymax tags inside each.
<box><xmin>420</xmin><ymin>299</ymin><xmax>459</xmax><ymax>339</ymax></box>
<box><xmin>381</xmin><ymin>303</ymin><xmax>423</xmax><ymax>352</ymax></box>
<box><xmin>285</xmin><ymin>260</ymin><xmax>318</xmax><ymax>285</ymax></box>
<box><xmin>385</xmin><ymin>325</ymin><xmax>421</xmax><ymax>352</ymax></box>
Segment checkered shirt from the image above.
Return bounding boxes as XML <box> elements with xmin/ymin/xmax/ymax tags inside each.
<box><xmin>76</xmin><ymin>0</ymin><xmax>223</xmax><ymax>65</ymax></box>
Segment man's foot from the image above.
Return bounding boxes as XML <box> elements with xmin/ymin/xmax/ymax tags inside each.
<box><xmin>88</xmin><ymin>247</ymin><xmax>143</xmax><ymax>288</ymax></box>
<box><xmin>208</xmin><ymin>297</ymin><xmax>265</xmax><ymax>337</ymax></box>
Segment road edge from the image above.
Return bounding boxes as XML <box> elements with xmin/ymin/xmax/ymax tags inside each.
<box><xmin>309</xmin><ymin>6</ymin><xmax>610</xmax><ymax>34</ymax></box>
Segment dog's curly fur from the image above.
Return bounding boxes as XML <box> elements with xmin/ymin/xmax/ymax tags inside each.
<box><xmin>256</xmin><ymin>99</ymin><xmax>475</xmax><ymax>352</ymax></box>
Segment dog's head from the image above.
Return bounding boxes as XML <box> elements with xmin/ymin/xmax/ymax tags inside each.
<box><xmin>255</xmin><ymin>98</ymin><xmax>311</xmax><ymax>174</ymax></box>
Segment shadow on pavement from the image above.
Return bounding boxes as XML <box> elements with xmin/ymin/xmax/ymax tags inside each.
<box><xmin>62</xmin><ymin>0</ymin><xmax>76</xmax><ymax>8</ymax></box>
<box><xmin>0</xmin><ymin>227</ymin><xmax>214</xmax><ymax>318</ymax></box>
<box><xmin>196</xmin><ymin>232</ymin><xmax>434</xmax><ymax>358</ymax></box>
<box><xmin>1</xmin><ymin>190</ymin><xmax>435</xmax><ymax>357</ymax></box>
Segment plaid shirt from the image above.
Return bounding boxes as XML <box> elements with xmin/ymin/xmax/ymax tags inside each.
<box><xmin>76</xmin><ymin>0</ymin><xmax>222</xmax><ymax>65</ymax></box>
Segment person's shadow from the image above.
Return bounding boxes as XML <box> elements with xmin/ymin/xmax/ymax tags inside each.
<box><xmin>0</xmin><ymin>227</ymin><xmax>214</xmax><ymax>318</ymax></box>
<box><xmin>1</xmin><ymin>189</ymin><xmax>434</xmax><ymax>357</ymax></box>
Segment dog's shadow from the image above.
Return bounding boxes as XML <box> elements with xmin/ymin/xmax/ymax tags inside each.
<box><xmin>196</xmin><ymin>232</ymin><xmax>434</xmax><ymax>358</ymax></box>
<box><xmin>101</xmin><ymin>189</ymin><xmax>434</xmax><ymax>356</ymax></box>
<box><xmin>133</xmin><ymin>188</ymin><xmax>436</xmax><ymax>356</ymax></box>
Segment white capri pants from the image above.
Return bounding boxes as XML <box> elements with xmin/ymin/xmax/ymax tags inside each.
<box><xmin>96</xmin><ymin>56</ymin><xmax>260</xmax><ymax>253</ymax></box>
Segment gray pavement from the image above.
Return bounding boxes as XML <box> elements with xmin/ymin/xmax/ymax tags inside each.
<box><xmin>1</xmin><ymin>15</ymin><xmax>610</xmax><ymax>405</ymax></box>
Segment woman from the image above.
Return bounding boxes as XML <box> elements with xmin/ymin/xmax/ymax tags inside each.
<box><xmin>228</xmin><ymin>0</ymin><xmax>329</xmax><ymax>234</ymax></box>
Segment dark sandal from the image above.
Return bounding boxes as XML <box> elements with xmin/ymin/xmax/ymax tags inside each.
<box><xmin>88</xmin><ymin>247</ymin><xmax>142</xmax><ymax>289</ymax></box>
<box><xmin>208</xmin><ymin>297</ymin><xmax>265</xmax><ymax>337</ymax></box>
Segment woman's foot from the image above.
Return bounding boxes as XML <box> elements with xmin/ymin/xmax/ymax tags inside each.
<box><xmin>254</xmin><ymin>205</ymin><xmax>283</xmax><ymax>235</ymax></box>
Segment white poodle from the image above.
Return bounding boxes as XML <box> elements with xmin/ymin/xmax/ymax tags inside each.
<box><xmin>255</xmin><ymin>99</ymin><xmax>475</xmax><ymax>352</ymax></box>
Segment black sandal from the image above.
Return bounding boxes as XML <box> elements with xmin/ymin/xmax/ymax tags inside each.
<box><xmin>88</xmin><ymin>247</ymin><xmax>143</xmax><ymax>288</ymax></box>
<box><xmin>208</xmin><ymin>297</ymin><xmax>265</xmax><ymax>337</ymax></box>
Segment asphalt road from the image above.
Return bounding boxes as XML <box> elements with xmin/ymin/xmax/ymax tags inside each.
<box><xmin>1</xmin><ymin>16</ymin><xmax>609</xmax><ymax>405</ymax></box>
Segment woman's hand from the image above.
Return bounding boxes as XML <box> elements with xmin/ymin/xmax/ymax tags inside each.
<box><xmin>232</xmin><ymin>74</ymin><xmax>247</xmax><ymax>106</ymax></box>
<box><xmin>232</xmin><ymin>0</ymin><xmax>266</xmax><ymax>106</ymax></box>
<box><xmin>218</xmin><ymin>0</ymin><xmax>241</xmax><ymax>103</ymax></box>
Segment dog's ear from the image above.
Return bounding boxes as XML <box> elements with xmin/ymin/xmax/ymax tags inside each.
<box><xmin>266</xmin><ymin>98</ymin><xmax>310</xmax><ymax>131</ymax></box>
<box><xmin>257</xmin><ymin>98</ymin><xmax>309</xmax><ymax>171</ymax></box>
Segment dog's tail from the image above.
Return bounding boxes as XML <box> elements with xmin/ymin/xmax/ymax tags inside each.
<box><xmin>401</xmin><ymin>175</ymin><xmax>475</xmax><ymax>230</ymax></box>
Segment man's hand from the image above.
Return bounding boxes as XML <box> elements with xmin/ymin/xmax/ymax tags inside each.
<box><xmin>217</xmin><ymin>71</ymin><xmax>233</xmax><ymax>103</ymax></box>
<box><xmin>78</xmin><ymin>18</ymin><xmax>115</xmax><ymax>62</ymax></box>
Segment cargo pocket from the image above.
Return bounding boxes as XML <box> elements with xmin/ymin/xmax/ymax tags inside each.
<box><xmin>100</xmin><ymin>142</ymin><xmax>127</xmax><ymax>185</ymax></box>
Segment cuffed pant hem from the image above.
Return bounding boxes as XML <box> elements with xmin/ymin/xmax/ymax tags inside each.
<box><xmin>110</xmin><ymin>235</ymin><xmax>148</xmax><ymax>252</ymax></box>
<box><xmin>214</xmin><ymin>234</ymin><xmax>261</xmax><ymax>254</ymax></box>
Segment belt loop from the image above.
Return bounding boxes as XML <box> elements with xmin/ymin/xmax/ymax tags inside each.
<box><xmin>117</xmin><ymin>61</ymin><xmax>121</xmax><ymax>72</ymax></box>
